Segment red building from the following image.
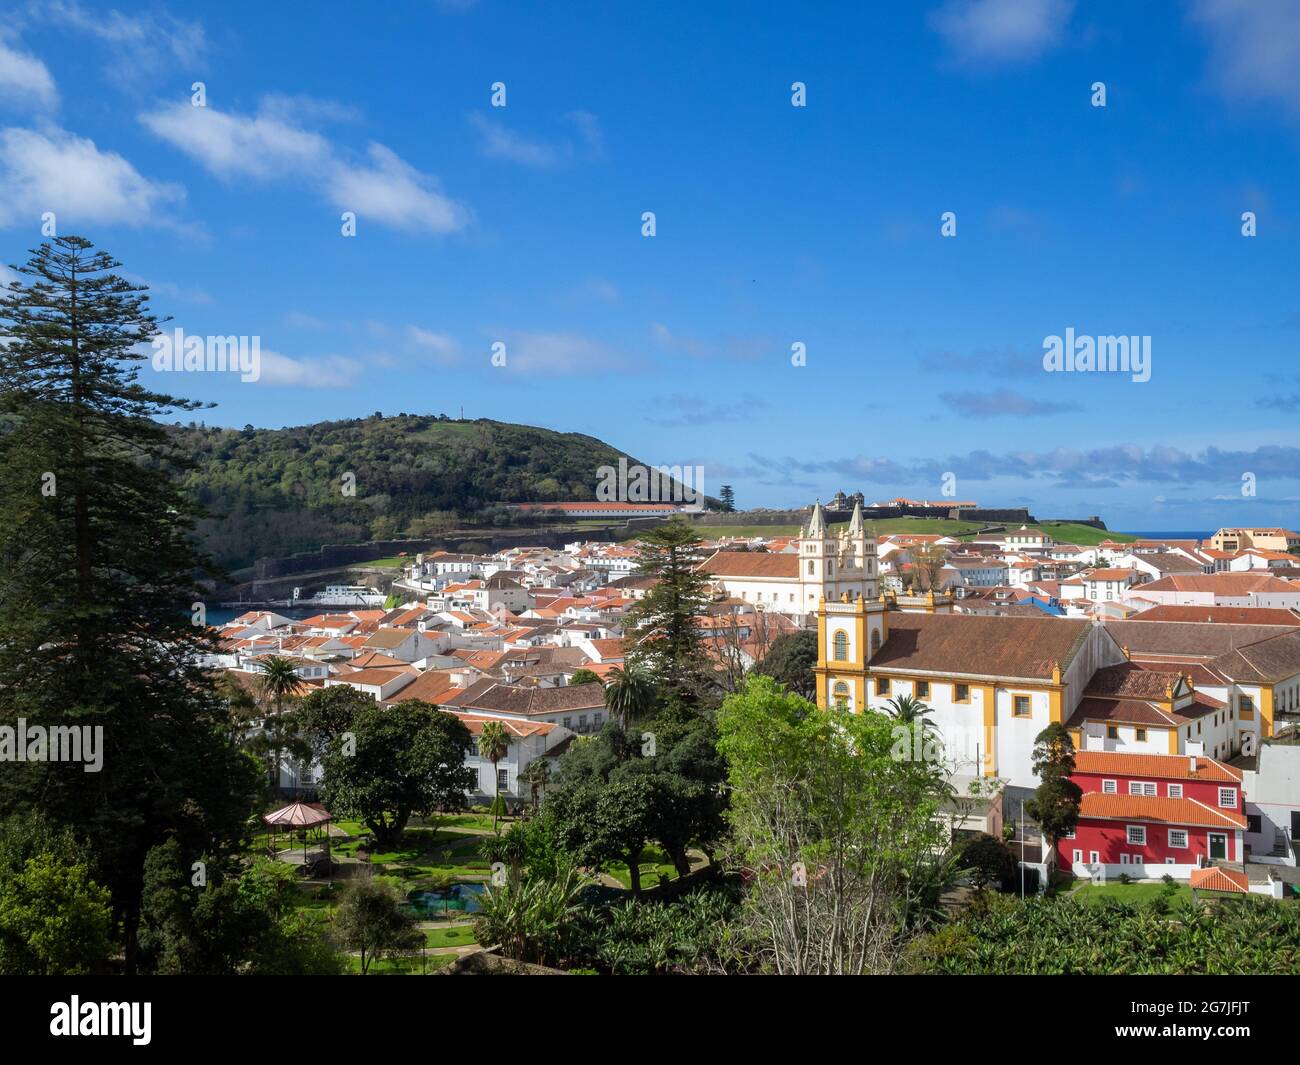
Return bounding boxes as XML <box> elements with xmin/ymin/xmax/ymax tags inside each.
<box><xmin>1060</xmin><ymin>751</ymin><xmax>1247</xmax><ymax>880</ymax></box>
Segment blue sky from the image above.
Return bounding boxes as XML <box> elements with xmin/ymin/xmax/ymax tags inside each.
<box><xmin>2</xmin><ymin>0</ymin><xmax>1299</xmax><ymax>531</ymax></box>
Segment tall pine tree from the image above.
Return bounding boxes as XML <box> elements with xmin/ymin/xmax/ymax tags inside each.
<box><xmin>622</xmin><ymin>519</ymin><xmax>714</xmax><ymax>713</ymax></box>
<box><xmin>0</xmin><ymin>237</ymin><xmax>259</xmax><ymax>971</ymax></box>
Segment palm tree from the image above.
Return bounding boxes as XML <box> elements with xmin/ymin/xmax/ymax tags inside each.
<box><xmin>521</xmin><ymin>758</ymin><xmax>551</xmax><ymax>811</ymax></box>
<box><xmin>258</xmin><ymin>655</ymin><xmax>301</xmax><ymax>797</ymax></box>
<box><xmin>478</xmin><ymin>720</ymin><xmax>511</xmax><ymax>833</ymax></box>
<box><xmin>883</xmin><ymin>692</ymin><xmax>933</xmax><ymax>726</ymax></box>
<box><xmin>604</xmin><ymin>663</ymin><xmax>655</xmax><ymax>730</ymax></box>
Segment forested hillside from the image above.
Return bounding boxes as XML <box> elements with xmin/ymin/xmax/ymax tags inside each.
<box><xmin>166</xmin><ymin>414</ymin><xmax>660</xmax><ymax>570</ymax></box>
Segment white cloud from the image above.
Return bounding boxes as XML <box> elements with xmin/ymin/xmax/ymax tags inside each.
<box><xmin>0</xmin><ymin>262</ymin><xmax>18</xmax><ymax>288</ymax></box>
<box><xmin>467</xmin><ymin>110</ymin><xmax>604</xmax><ymax>169</ymax></box>
<box><xmin>929</xmin><ymin>0</ymin><xmax>1074</xmax><ymax>64</ymax></box>
<box><xmin>1189</xmin><ymin>0</ymin><xmax>1300</xmax><ymax>118</ymax></box>
<box><xmin>0</xmin><ymin>125</ymin><xmax>184</xmax><ymax>229</ymax></box>
<box><xmin>255</xmin><ymin>350</ymin><xmax>361</xmax><ymax>388</ymax></box>
<box><xmin>140</xmin><ymin>101</ymin><xmax>330</xmax><ymax>180</ymax></box>
<box><xmin>142</xmin><ymin>100</ymin><xmax>468</xmax><ymax>234</ymax></box>
<box><xmin>469</xmin><ymin>112</ymin><xmax>570</xmax><ymax>168</ymax></box>
<box><xmin>406</xmin><ymin>325</ymin><xmax>460</xmax><ymax>363</ymax></box>
<box><xmin>325</xmin><ymin>143</ymin><xmax>469</xmax><ymax>234</ymax></box>
<box><xmin>0</xmin><ymin>37</ymin><xmax>58</xmax><ymax>110</ymax></box>
<box><xmin>497</xmin><ymin>330</ymin><xmax>628</xmax><ymax>374</ymax></box>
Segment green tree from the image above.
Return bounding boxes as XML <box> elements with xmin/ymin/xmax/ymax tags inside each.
<box><xmin>319</xmin><ymin>699</ymin><xmax>474</xmax><ymax>848</ymax></box>
<box><xmin>754</xmin><ymin>630</ymin><xmax>818</xmax><ymax>699</ymax></box>
<box><xmin>292</xmin><ymin>683</ymin><xmax>371</xmax><ymax>762</ymax></box>
<box><xmin>477</xmin><ymin>719</ymin><xmax>511</xmax><ymax>832</ymax></box>
<box><xmin>718</xmin><ymin>485</ymin><xmax>736</xmax><ymax>512</ymax></box>
<box><xmin>472</xmin><ymin>865</ymin><xmax>586</xmax><ymax>966</ymax></box>
<box><xmin>137</xmin><ymin>838</ymin><xmax>342</xmax><ymax>975</ymax></box>
<box><xmin>1024</xmin><ymin>722</ymin><xmax>1083</xmax><ymax>847</ymax></box>
<box><xmin>546</xmin><ymin>719</ymin><xmax>726</xmax><ymax>891</ymax></box>
<box><xmin>716</xmin><ymin>676</ymin><xmax>955</xmax><ymax>974</ymax></box>
<box><xmin>0</xmin><ymin>814</ymin><xmax>111</xmax><ymax>975</ymax></box>
<box><xmin>603</xmin><ymin>663</ymin><xmax>656</xmax><ymax>729</ymax></box>
<box><xmin>957</xmin><ymin>832</ymin><xmax>1017</xmax><ymax>892</ymax></box>
<box><xmin>622</xmin><ymin>520</ymin><xmax>713</xmax><ymax>712</ymax></box>
<box><xmin>549</xmin><ymin>774</ymin><xmax>663</xmax><ymax>897</ymax></box>
<box><xmin>256</xmin><ymin>655</ymin><xmax>302</xmax><ymax>796</ymax></box>
<box><xmin>331</xmin><ymin>877</ymin><xmax>421</xmax><ymax>975</ymax></box>
<box><xmin>883</xmin><ymin>692</ymin><xmax>933</xmax><ymax>726</ymax></box>
<box><xmin>522</xmin><ymin>757</ymin><xmax>552</xmax><ymax>811</ymax></box>
<box><xmin>0</xmin><ymin>237</ymin><xmax>260</xmax><ymax>971</ymax></box>
<box><xmin>568</xmin><ymin>668</ymin><xmax>603</xmax><ymax>687</ymax></box>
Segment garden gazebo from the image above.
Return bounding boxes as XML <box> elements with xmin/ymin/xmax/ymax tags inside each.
<box><xmin>263</xmin><ymin>800</ymin><xmax>334</xmax><ymax>875</ymax></box>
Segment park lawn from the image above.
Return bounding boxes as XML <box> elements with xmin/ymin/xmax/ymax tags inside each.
<box><xmin>1070</xmin><ymin>881</ymin><xmax>1194</xmax><ymax>905</ymax></box>
<box><xmin>423</xmin><ymin>924</ymin><xmax>477</xmax><ymax>948</ymax></box>
<box><xmin>437</xmin><ymin>813</ymin><xmax>512</xmax><ymax>833</ymax></box>
<box><xmin>345</xmin><ymin>951</ymin><xmax>458</xmax><ymax>975</ymax></box>
<box><xmin>605</xmin><ymin>846</ymin><xmax>679</xmax><ymax>890</ymax></box>
<box><xmin>349</xmin><ymin>556</ymin><xmax>409</xmax><ymax>569</ymax></box>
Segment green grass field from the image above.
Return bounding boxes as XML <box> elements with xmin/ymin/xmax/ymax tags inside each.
<box><xmin>1070</xmin><ymin>881</ymin><xmax>1193</xmax><ymax>904</ymax></box>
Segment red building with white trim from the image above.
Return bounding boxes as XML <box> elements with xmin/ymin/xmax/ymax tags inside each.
<box><xmin>1060</xmin><ymin>750</ymin><xmax>1247</xmax><ymax>880</ymax></box>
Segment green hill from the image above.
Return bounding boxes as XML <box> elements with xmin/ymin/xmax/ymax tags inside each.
<box><xmin>170</xmin><ymin>415</ymin><xmax>694</xmax><ymax>570</ymax></box>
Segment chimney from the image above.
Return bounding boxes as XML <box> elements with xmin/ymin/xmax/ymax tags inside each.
<box><xmin>1189</xmin><ymin>755</ymin><xmax>1197</xmax><ymax>774</ymax></box>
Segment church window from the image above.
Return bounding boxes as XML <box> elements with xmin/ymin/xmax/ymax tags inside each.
<box><xmin>876</xmin><ymin>678</ymin><xmax>890</xmax><ymax>696</ymax></box>
<box><xmin>833</xmin><ymin>631</ymin><xmax>848</xmax><ymax>661</ymax></box>
<box><xmin>807</xmin><ymin>561</ymin><xmax>814</xmax><ymax>575</ymax></box>
<box><xmin>832</xmin><ymin>682</ymin><xmax>849</xmax><ymax>709</ymax></box>
<box><xmin>917</xmin><ymin>680</ymin><xmax>929</xmax><ymax>698</ymax></box>
<box><xmin>870</xmin><ymin>630</ymin><xmax>881</xmax><ymax>656</ymax></box>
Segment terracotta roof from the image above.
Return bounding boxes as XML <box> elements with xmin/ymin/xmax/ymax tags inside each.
<box><xmin>1189</xmin><ymin>866</ymin><xmax>1250</xmax><ymax>893</ymax></box>
<box><xmin>1066</xmin><ymin>696</ymin><xmax>1184</xmax><ymax>729</ymax></box>
<box><xmin>869</xmin><ymin>613</ymin><xmax>1092</xmax><ymax>680</ymax></box>
<box><xmin>442</xmin><ymin>711</ymin><xmax>557</xmax><ymax>739</ymax></box>
<box><xmin>1086</xmin><ymin>663</ymin><xmax>1185</xmax><ymax>700</ymax></box>
<box><xmin>386</xmin><ymin>670</ymin><xmax>464</xmax><ymax>704</ymax></box>
<box><xmin>1129</xmin><ymin>605</ymin><xmax>1300</xmax><ymax>626</ymax></box>
<box><xmin>1066</xmin><ymin>689</ymin><xmax>1223</xmax><ymax>729</ymax></box>
<box><xmin>1105</xmin><ymin>620</ymin><xmax>1298</xmax><ymax>659</ymax></box>
<box><xmin>1136</xmin><ymin>573</ymin><xmax>1298</xmax><ymax>594</ymax></box>
<box><xmin>698</xmin><ymin>550</ymin><xmax>800</xmax><ymax>579</ymax></box>
<box><xmin>1208</xmin><ymin>627</ymin><xmax>1300</xmax><ymax>683</ymax></box>
<box><xmin>1079</xmin><ymin>792</ymin><xmax>1246</xmax><ymax>829</ymax></box>
<box><xmin>446</xmin><ymin>679</ymin><xmax>608</xmax><ymax>716</ymax></box>
<box><xmin>1085</xmin><ymin>568</ymin><xmax>1139</xmax><ymax>581</ymax></box>
<box><xmin>350</xmin><ymin>651</ymin><xmax>409</xmax><ymax>669</ymax></box>
<box><xmin>331</xmin><ymin>667</ymin><xmax>410</xmax><ymax>687</ymax></box>
<box><xmin>1073</xmin><ymin>750</ymin><xmax>1241</xmax><ymax>783</ymax></box>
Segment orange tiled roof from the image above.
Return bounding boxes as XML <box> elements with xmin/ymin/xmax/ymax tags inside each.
<box><xmin>1079</xmin><ymin>792</ymin><xmax>1246</xmax><ymax>829</ymax></box>
<box><xmin>1073</xmin><ymin>750</ymin><xmax>1241</xmax><ymax>783</ymax></box>
<box><xmin>1189</xmin><ymin>866</ymin><xmax>1250</xmax><ymax>893</ymax></box>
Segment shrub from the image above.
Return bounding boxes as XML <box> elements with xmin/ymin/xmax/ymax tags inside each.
<box><xmin>957</xmin><ymin>833</ymin><xmax>1017</xmax><ymax>892</ymax></box>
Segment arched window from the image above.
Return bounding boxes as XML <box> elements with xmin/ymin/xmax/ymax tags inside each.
<box><xmin>833</xmin><ymin>631</ymin><xmax>848</xmax><ymax>661</ymax></box>
<box><xmin>807</xmin><ymin>560</ymin><xmax>815</xmax><ymax>575</ymax></box>
<box><xmin>832</xmin><ymin>681</ymin><xmax>849</xmax><ymax>709</ymax></box>
<box><xmin>870</xmin><ymin>629</ymin><xmax>882</xmax><ymax>657</ymax></box>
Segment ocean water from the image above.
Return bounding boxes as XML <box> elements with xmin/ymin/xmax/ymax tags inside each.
<box><xmin>206</xmin><ymin>605</ymin><xmax>325</xmax><ymax>628</ymax></box>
